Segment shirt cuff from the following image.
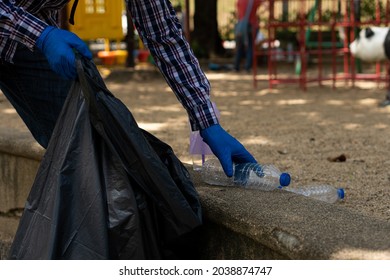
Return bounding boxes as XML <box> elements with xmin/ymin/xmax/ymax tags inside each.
<box><xmin>189</xmin><ymin>100</ymin><xmax>219</xmax><ymax>131</ymax></box>
<box><xmin>10</xmin><ymin>11</ymin><xmax>48</xmax><ymax>51</ymax></box>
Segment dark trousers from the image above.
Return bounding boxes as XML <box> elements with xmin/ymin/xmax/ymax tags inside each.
<box><xmin>234</xmin><ymin>24</ymin><xmax>254</xmax><ymax>71</ymax></box>
<box><xmin>0</xmin><ymin>46</ymin><xmax>72</xmax><ymax>148</ymax></box>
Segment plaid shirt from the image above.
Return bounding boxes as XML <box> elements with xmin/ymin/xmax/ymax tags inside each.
<box><xmin>0</xmin><ymin>0</ymin><xmax>218</xmax><ymax>130</ymax></box>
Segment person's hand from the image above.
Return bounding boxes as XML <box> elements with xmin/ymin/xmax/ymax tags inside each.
<box><xmin>36</xmin><ymin>26</ymin><xmax>92</xmax><ymax>79</ymax></box>
<box><xmin>200</xmin><ymin>124</ymin><xmax>257</xmax><ymax>177</ymax></box>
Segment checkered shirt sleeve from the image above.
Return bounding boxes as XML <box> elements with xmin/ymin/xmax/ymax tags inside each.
<box><xmin>127</xmin><ymin>0</ymin><xmax>219</xmax><ymax>130</ymax></box>
<box><xmin>0</xmin><ymin>0</ymin><xmax>49</xmax><ymax>62</ymax></box>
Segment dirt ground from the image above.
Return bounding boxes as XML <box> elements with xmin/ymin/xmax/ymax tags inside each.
<box><xmin>1</xmin><ymin>62</ymin><xmax>390</xmax><ymax>222</ymax></box>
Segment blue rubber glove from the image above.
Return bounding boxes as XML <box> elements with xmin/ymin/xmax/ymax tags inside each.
<box><xmin>200</xmin><ymin>124</ymin><xmax>257</xmax><ymax>177</ymax></box>
<box><xmin>36</xmin><ymin>26</ymin><xmax>92</xmax><ymax>79</ymax></box>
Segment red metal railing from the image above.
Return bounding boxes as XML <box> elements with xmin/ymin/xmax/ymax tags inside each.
<box><xmin>253</xmin><ymin>0</ymin><xmax>390</xmax><ymax>91</ymax></box>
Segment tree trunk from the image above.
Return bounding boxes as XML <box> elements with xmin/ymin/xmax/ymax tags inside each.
<box><xmin>125</xmin><ymin>7</ymin><xmax>135</xmax><ymax>68</ymax></box>
<box><xmin>192</xmin><ymin>0</ymin><xmax>224</xmax><ymax>58</ymax></box>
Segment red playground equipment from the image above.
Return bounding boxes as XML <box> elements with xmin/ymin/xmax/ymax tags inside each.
<box><xmin>253</xmin><ymin>0</ymin><xmax>390</xmax><ymax>90</ymax></box>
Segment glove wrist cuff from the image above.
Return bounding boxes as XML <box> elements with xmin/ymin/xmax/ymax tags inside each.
<box><xmin>199</xmin><ymin>124</ymin><xmax>222</xmax><ymax>140</ymax></box>
<box><xmin>36</xmin><ymin>26</ymin><xmax>56</xmax><ymax>51</ymax></box>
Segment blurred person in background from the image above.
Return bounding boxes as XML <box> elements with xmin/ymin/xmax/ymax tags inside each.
<box><xmin>234</xmin><ymin>0</ymin><xmax>262</xmax><ymax>72</ymax></box>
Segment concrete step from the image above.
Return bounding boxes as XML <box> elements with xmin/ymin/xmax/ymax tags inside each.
<box><xmin>0</xmin><ymin>216</ymin><xmax>19</xmax><ymax>260</ymax></box>
<box><xmin>0</xmin><ymin>129</ymin><xmax>43</xmax><ymax>213</ymax></box>
<box><xmin>1</xmin><ymin>128</ymin><xmax>390</xmax><ymax>259</ymax></box>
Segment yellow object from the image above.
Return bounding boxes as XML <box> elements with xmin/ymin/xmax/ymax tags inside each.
<box><xmin>67</xmin><ymin>0</ymin><xmax>123</xmax><ymax>41</ymax></box>
<box><xmin>112</xmin><ymin>50</ymin><xmax>128</xmax><ymax>65</ymax></box>
<box><xmin>97</xmin><ymin>50</ymin><xmax>128</xmax><ymax>66</ymax></box>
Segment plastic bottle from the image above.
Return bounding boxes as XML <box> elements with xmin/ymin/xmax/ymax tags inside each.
<box><xmin>201</xmin><ymin>158</ymin><xmax>291</xmax><ymax>190</ymax></box>
<box><xmin>284</xmin><ymin>184</ymin><xmax>345</xmax><ymax>203</ymax></box>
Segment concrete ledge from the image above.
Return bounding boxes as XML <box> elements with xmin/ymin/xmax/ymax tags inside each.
<box><xmin>0</xmin><ymin>216</ymin><xmax>19</xmax><ymax>260</ymax></box>
<box><xmin>0</xmin><ymin>130</ymin><xmax>44</xmax><ymax>213</ymax></box>
<box><xmin>191</xmin><ymin>181</ymin><xmax>390</xmax><ymax>259</ymax></box>
<box><xmin>1</xmin><ymin>129</ymin><xmax>390</xmax><ymax>260</ymax></box>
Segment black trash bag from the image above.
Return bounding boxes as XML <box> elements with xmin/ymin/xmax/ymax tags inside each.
<box><xmin>9</xmin><ymin>58</ymin><xmax>202</xmax><ymax>260</ymax></box>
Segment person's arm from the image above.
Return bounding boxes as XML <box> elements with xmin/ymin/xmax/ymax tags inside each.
<box><xmin>127</xmin><ymin>0</ymin><xmax>257</xmax><ymax>176</ymax></box>
<box><xmin>127</xmin><ymin>0</ymin><xmax>218</xmax><ymax>131</ymax></box>
<box><xmin>0</xmin><ymin>0</ymin><xmax>48</xmax><ymax>54</ymax></box>
<box><xmin>0</xmin><ymin>1</ymin><xmax>91</xmax><ymax>79</ymax></box>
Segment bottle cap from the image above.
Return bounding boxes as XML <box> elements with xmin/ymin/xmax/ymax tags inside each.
<box><xmin>279</xmin><ymin>173</ymin><xmax>291</xmax><ymax>187</ymax></box>
<box><xmin>337</xmin><ymin>188</ymin><xmax>345</xmax><ymax>199</ymax></box>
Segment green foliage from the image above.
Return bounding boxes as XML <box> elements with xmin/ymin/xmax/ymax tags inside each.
<box><xmin>360</xmin><ymin>0</ymin><xmax>386</xmax><ymax>20</ymax></box>
<box><xmin>321</xmin><ymin>9</ymin><xmax>341</xmax><ymax>22</ymax></box>
<box><xmin>347</xmin><ymin>0</ymin><xmax>386</xmax><ymax>21</ymax></box>
<box><xmin>219</xmin><ymin>11</ymin><xmax>237</xmax><ymax>41</ymax></box>
<box><xmin>172</xmin><ymin>0</ymin><xmax>185</xmax><ymax>8</ymax></box>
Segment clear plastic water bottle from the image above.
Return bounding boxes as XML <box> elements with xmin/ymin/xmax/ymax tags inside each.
<box><xmin>284</xmin><ymin>184</ymin><xmax>345</xmax><ymax>203</ymax></box>
<box><xmin>201</xmin><ymin>158</ymin><xmax>291</xmax><ymax>190</ymax></box>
